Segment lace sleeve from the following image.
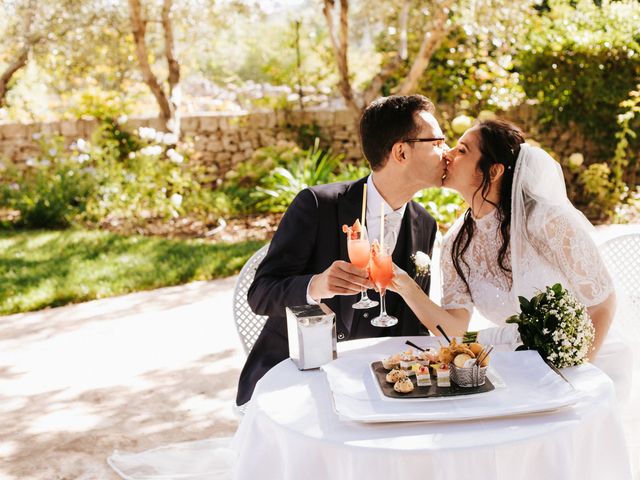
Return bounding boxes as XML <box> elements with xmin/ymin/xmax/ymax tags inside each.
<box><xmin>440</xmin><ymin>228</ymin><xmax>474</xmax><ymax>313</ymax></box>
<box><xmin>527</xmin><ymin>205</ymin><xmax>614</xmax><ymax>307</ymax></box>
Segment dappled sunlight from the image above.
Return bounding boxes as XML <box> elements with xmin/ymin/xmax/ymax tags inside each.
<box><xmin>1</xmin><ymin>350</ymin><xmax>242</xmax><ymax>479</ymax></box>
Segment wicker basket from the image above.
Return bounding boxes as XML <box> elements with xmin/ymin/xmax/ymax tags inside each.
<box><xmin>450</xmin><ymin>363</ymin><xmax>488</xmax><ymax>387</ymax></box>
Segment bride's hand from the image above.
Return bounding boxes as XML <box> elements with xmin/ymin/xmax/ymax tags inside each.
<box><xmin>388</xmin><ymin>263</ymin><xmax>414</xmax><ymax>296</ymax></box>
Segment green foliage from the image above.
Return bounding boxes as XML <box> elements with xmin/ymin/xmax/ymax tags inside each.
<box><xmin>413</xmin><ymin>188</ymin><xmax>465</xmax><ymax>231</ymax></box>
<box><xmin>516</xmin><ymin>0</ymin><xmax>640</xmax><ymax>155</ymax></box>
<box><xmin>507</xmin><ymin>283</ymin><xmax>595</xmax><ymax>368</ymax></box>
<box><xmin>0</xmin><ymin>122</ymin><xmax>201</xmax><ymax>228</ymax></box>
<box><xmin>0</xmin><ymin>136</ymin><xmax>94</xmax><ymax>228</ymax></box>
<box><xmin>252</xmin><ymin>138</ymin><xmax>345</xmax><ymax>213</ymax></box>
<box><xmin>0</xmin><ymin>228</ymin><xmax>265</xmax><ymax>315</ymax></box>
<box><xmin>66</xmin><ymin>88</ymin><xmax>134</xmax><ymax>121</ymax></box>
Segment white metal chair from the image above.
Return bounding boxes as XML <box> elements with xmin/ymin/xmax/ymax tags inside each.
<box><xmin>233</xmin><ymin>243</ymin><xmax>270</xmax><ymax>356</ymax></box>
<box><xmin>599</xmin><ymin>233</ymin><xmax>640</xmax><ymax>340</ymax></box>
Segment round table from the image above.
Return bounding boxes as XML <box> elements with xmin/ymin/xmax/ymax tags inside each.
<box><xmin>231</xmin><ymin>337</ymin><xmax>632</xmax><ymax>480</ymax></box>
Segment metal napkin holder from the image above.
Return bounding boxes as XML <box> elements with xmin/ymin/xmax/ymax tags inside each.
<box><xmin>286</xmin><ymin>303</ymin><xmax>337</xmax><ymax>370</ymax></box>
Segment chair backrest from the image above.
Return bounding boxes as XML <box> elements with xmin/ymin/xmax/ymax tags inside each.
<box><xmin>233</xmin><ymin>244</ymin><xmax>270</xmax><ymax>355</ymax></box>
<box><xmin>599</xmin><ymin>233</ymin><xmax>640</xmax><ymax>337</ymax></box>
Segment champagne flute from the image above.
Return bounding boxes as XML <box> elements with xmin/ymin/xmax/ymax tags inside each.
<box><xmin>347</xmin><ymin>226</ymin><xmax>379</xmax><ymax>309</ymax></box>
<box><xmin>369</xmin><ymin>244</ymin><xmax>398</xmax><ymax>327</ymax></box>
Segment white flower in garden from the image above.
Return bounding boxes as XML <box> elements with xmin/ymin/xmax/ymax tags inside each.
<box><xmin>166</xmin><ymin>148</ymin><xmax>184</xmax><ymax>164</ymax></box>
<box><xmin>26</xmin><ymin>157</ymin><xmax>37</xmax><ymax>167</ymax></box>
<box><xmin>117</xmin><ymin>115</ymin><xmax>128</xmax><ymax>124</ymax></box>
<box><xmin>75</xmin><ymin>138</ymin><xmax>89</xmax><ymax>153</ymax></box>
<box><xmin>77</xmin><ymin>153</ymin><xmax>90</xmax><ymax>163</ymax></box>
<box><xmin>140</xmin><ymin>145</ymin><xmax>163</xmax><ymax>157</ymax></box>
<box><xmin>162</xmin><ymin>133</ymin><xmax>178</xmax><ymax>145</ymax></box>
<box><xmin>40</xmin><ymin>159</ymin><xmax>51</xmax><ymax>167</ymax></box>
<box><xmin>451</xmin><ymin>114</ymin><xmax>474</xmax><ymax>134</ymax></box>
<box><xmin>48</xmin><ymin>148</ymin><xmax>57</xmax><ymax>156</ymax></box>
<box><xmin>569</xmin><ymin>153</ymin><xmax>584</xmax><ymax>167</ymax></box>
<box><xmin>138</xmin><ymin>127</ymin><xmax>157</xmax><ymax>140</ymax></box>
<box><xmin>128</xmin><ymin>152</ymin><xmax>136</xmax><ymax>159</ymax></box>
<box><xmin>170</xmin><ymin>193</ymin><xmax>183</xmax><ymax>208</ymax></box>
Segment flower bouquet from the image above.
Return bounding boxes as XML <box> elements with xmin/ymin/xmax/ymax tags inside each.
<box><xmin>506</xmin><ymin>283</ymin><xmax>595</xmax><ymax>368</ymax></box>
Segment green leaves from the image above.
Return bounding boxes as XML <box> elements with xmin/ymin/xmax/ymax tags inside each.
<box><xmin>506</xmin><ymin>283</ymin><xmax>594</xmax><ymax>368</ymax></box>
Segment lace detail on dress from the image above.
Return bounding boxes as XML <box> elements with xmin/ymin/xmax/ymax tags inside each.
<box><xmin>441</xmin><ymin>205</ymin><xmax>614</xmax><ymax>325</ymax></box>
<box><xmin>441</xmin><ymin>210</ymin><xmax>515</xmax><ymax>321</ymax></box>
<box><xmin>526</xmin><ymin>204</ymin><xmax>614</xmax><ymax>307</ymax></box>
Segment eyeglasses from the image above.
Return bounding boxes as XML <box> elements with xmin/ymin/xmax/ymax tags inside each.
<box><xmin>404</xmin><ymin>136</ymin><xmax>447</xmax><ymax>149</ymax></box>
<box><xmin>404</xmin><ymin>137</ymin><xmax>446</xmax><ymax>143</ymax></box>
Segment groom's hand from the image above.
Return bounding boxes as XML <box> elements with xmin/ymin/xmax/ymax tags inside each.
<box><xmin>308</xmin><ymin>260</ymin><xmax>373</xmax><ymax>300</ymax></box>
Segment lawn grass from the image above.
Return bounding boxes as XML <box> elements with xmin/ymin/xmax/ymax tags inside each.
<box><xmin>0</xmin><ymin>229</ymin><xmax>266</xmax><ymax>315</ymax></box>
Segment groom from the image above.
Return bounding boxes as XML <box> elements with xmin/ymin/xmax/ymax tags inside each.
<box><xmin>236</xmin><ymin>95</ymin><xmax>447</xmax><ymax>406</ymax></box>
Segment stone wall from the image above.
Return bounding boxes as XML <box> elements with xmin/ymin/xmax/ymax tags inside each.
<box><xmin>0</xmin><ymin>109</ymin><xmax>362</xmax><ymax>181</ymax></box>
<box><xmin>0</xmin><ymin>105</ymin><xmax>596</xmax><ymax>183</ymax></box>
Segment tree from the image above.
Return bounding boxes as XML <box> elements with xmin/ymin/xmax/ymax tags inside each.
<box><xmin>128</xmin><ymin>0</ymin><xmax>181</xmax><ymax>136</ymax></box>
<box><xmin>0</xmin><ymin>0</ymin><xmax>37</xmax><ymax>108</ymax></box>
<box><xmin>321</xmin><ymin>0</ymin><xmax>533</xmax><ymax>125</ymax></box>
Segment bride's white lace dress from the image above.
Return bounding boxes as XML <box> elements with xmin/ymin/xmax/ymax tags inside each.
<box><xmin>441</xmin><ymin>206</ymin><xmax>614</xmax><ymax>324</ymax></box>
<box><xmin>440</xmin><ymin>146</ymin><xmax>632</xmax><ymax>402</ymax></box>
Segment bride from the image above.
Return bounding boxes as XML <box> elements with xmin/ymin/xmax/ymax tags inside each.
<box><xmin>390</xmin><ymin>119</ymin><xmax>631</xmax><ymax>399</ymax></box>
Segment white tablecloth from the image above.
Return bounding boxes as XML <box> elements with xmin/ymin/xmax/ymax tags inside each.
<box><xmin>232</xmin><ymin>336</ymin><xmax>632</xmax><ymax>480</ymax></box>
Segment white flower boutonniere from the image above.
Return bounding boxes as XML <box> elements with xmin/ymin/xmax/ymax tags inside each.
<box><xmin>411</xmin><ymin>251</ymin><xmax>431</xmax><ymax>279</ymax></box>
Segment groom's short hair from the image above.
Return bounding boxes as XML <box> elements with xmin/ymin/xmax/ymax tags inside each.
<box><xmin>359</xmin><ymin>95</ymin><xmax>435</xmax><ymax>171</ymax></box>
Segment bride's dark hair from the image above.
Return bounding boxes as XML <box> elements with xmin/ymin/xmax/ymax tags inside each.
<box><xmin>451</xmin><ymin>119</ymin><xmax>525</xmax><ymax>294</ymax></box>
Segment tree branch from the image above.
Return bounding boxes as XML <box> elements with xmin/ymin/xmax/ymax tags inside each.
<box><xmin>0</xmin><ymin>1</ymin><xmax>38</xmax><ymax>108</ymax></box>
<box><xmin>128</xmin><ymin>0</ymin><xmax>174</xmax><ymax>130</ymax></box>
<box><xmin>395</xmin><ymin>0</ymin><xmax>455</xmax><ymax>95</ymax></box>
<box><xmin>322</xmin><ymin>0</ymin><xmax>362</xmax><ymax>122</ymax></box>
<box><xmin>162</xmin><ymin>0</ymin><xmax>180</xmax><ymax>134</ymax></box>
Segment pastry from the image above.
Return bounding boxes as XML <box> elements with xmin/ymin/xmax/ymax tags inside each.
<box><xmin>394</xmin><ymin>377</ymin><xmax>414</xmax><ymax>393</ymax></box>
<box><xmin>386</xmin><ymin>369</ymin><xmax>407</xmax><ymax>383</ymax></box>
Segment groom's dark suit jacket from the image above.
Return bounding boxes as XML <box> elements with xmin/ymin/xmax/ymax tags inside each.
<box><xmin>236</xmin><ymin>177</ymin><xmax>438</xmax><ymax>406</ymax></box>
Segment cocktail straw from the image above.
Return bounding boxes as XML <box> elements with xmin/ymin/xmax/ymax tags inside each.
<box><xmin>380</xmin><ymin>202</ymin><xmax>384</xmax><ymax>251</ymax></box>
<box><xmin>361</xmin><ymin>184</ymin><xmax>367</xmax><ymax>228</ymax></box>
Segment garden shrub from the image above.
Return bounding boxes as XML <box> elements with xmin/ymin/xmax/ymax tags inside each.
<box><xmin>0</xmin><ymin>136</ymin><xmax>94</xmax><ymax>228</ymax></box>
<box><xmin>516</xmin><ymin>0</ymin><xmax>640</xmax><ymax>157</ymax></box>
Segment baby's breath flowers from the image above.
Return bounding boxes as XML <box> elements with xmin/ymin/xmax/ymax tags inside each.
<box><xmin>506</xmin><ymin>283</ymin><xmax>595</xmax><ymax>368</ymax></box>
<box><xmin>411</xmin><ymin>251</ymin><xmax>431</xmax><ymax>279</ymax></box>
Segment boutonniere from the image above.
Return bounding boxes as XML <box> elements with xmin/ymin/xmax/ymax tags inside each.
<box><xmin>411</xmin><ymin>251</ymin><xmax>431</xmax><ymax>279</ymax></box>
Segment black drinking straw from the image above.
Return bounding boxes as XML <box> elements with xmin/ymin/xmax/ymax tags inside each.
<box><xmin>436</xmin><ymin>324</ymin><xmax>452</xmax><ymax>344</ymax></box>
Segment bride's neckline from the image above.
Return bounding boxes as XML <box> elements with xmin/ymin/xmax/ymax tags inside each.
<box><xmin>471</xmin><ymin>207</ymin><xmax>498</xmax><ymax>223</ymax></box>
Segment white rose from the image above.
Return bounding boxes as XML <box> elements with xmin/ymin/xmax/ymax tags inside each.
<box><xmin>451</xmin><ymin>114</ymin><xmax>474</xmax><ymax>135</ymax></box>
<box><xmin>569</xmin><ymin>153</ymin><xmax>584</xmax><ymax>167</ymax></box>
<box><xmin>170</xmin><ymin>193</ymin><xmax>183</xmax><ymax>208</ymax></box>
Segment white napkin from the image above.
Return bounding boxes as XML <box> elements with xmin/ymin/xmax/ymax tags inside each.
<box><xmin>477</xmin><ymin>324</ymin><xmax>522</xmax><ymax>350</ymax></box>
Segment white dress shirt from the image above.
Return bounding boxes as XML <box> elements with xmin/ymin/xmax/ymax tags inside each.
<box><xmin>306</xmin><ymin>176</ymin><xmax>407</xmax><ymax>304</ymax></box>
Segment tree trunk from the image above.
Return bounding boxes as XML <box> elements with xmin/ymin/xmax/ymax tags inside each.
<box><xmin>161</xmin><ymin>0</ymin><xmax>180</xmax><ymax>136</ymax></box>
<box><xmin>322</xmin><ymin>0</ymin><xmax>363</xmax><ymax>126</ymax></box>
<box><xmin>0</xmin><ymin>2</ymin><xmax>37</xmax><ymax>108</ymax></box>
<box><xmin>0</xmin><ymin>47</ymin><xmax>29</xmax><ymax>108</ymax></box>
<box><xmin>395</xmin><ymin>1</ymin><xmax>453</xmax><ymax>95</ymax></box>
<box><xmin>128</xmin><ymin>0</ymin><xmax>175</xmax><ymax>133</ymax></box>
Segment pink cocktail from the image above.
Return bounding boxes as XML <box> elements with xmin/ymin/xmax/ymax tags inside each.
<box><xmin>348</xmin><ymin>239</ymin><xmax>370</xmax><ymax>269</ymax></box>
<box><xmin>369</xmin><ymin>244</ymin><xmax>398</xmax><ymax>327</ymax></box>
<box><xmin>369</xmin><ymin>252</ymin><xmax>393</xmax><ymax>293</ymax></box>
<box><xmin>343</xmin><ymin>220</ymin><xmax>378</xmax><ymax>310</ymax></box>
